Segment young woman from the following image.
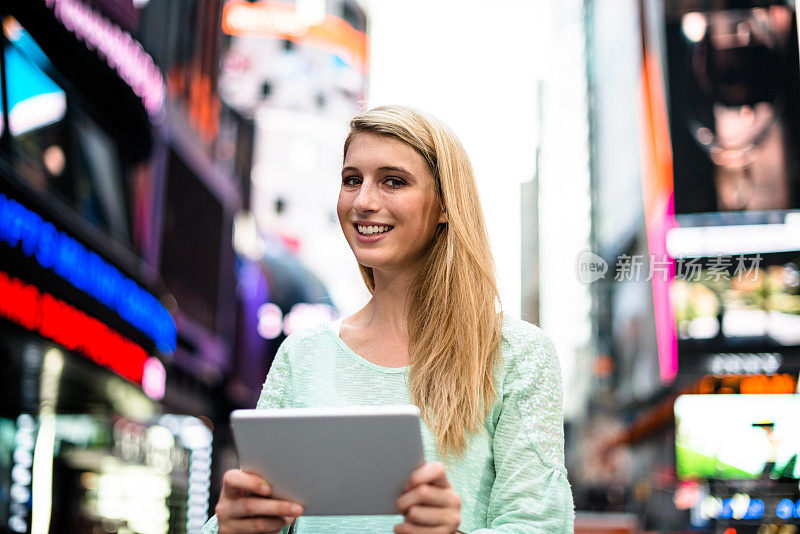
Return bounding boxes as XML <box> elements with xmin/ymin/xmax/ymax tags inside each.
<box><xmin>204</xmin><ymin>105</ymin><xmax>574</xmax><ymax>533</ymax></box>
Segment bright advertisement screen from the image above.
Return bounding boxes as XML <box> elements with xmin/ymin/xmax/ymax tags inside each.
<box><xmin>675</xmin><ymin>394</ymin><xmax>800</xmax><ymax>480</ymax></box>
<box><xmin>672</xmin><ymin>251</ymin><xmax>800</xmax><ymax>347</ymax></box>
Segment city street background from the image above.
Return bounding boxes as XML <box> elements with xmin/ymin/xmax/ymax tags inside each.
<box><xmin>1</xmin><ymin>0</ymin><xmax>799</xmax><ymax>533</ymax></box>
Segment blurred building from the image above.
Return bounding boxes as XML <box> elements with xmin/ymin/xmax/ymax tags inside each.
<box><xmin>572</xmin><ymin>0</ymin><xmax>800</xmax><ymax>531</ymax></box>
<box><xmin>210</xmin><ymin>0</ymin><xmax>369</xmax><ymax>414</ymax></box>
<box><xmin>531</xmin><ymin>0</ymin><xmax>595</xmax><ymax>426</ymax></box>
<box><xmin>0</xmin><ymin>0</ymin><xmax>243</xmax><ymax>531</ymax></box>
<box><xmin>218</xmin><ymin>0</ymin><xmax>370</xmax><ymax>322</ymax></box>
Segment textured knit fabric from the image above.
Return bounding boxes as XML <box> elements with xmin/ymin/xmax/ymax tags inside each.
<box><xmin>203</xmin><ymin>315</ymin><xmax>574</xmax><ymax>533</ymax></box>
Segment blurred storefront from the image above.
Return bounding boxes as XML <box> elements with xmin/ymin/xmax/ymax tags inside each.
<box><xmin>230</xmin><ymin>225</ymin><xmax>336</xmax><ymax>407</ymax></box>
<box><xmin>216</xmin><ymin>0</ymin><xmax>368</xmax><ymax>409</ymax></box>
<box><xmin>0</xmin><ymin>0</ymin><xmax>243</xmax><ymax>531</ymax></box>
<box><xmin>576</xmin><ymin>0</ymin><xmax>800</xmax><ymax>531</ymax></box>
<box><xmin>219</xmin><ymin>0</ymin><xmax>370</xmax><ymax>320</ymax></box>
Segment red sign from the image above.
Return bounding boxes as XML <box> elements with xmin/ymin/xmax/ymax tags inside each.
<box><xmin>0</xmin><ymin>270</ymin><xmax>148</xmax><ymax>383</ymax></box>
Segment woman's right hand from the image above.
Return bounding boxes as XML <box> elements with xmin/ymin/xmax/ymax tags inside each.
<box><xmin>215</xmin><ymin>469</ymin><xmax>304</xmax><ymax>533</ymax></box>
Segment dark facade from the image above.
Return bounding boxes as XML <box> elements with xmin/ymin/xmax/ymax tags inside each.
<box><xmin>0</xmin><ymin>0</ymin><xmax>240</xmax><ymax>531</ymax></box>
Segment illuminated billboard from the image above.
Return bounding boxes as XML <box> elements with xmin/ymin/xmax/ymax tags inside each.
<box><xmin>639</xmin><ymin>1</ymin><xmax>800</xmax><ymax>381</ymax></box>
<box><xmin>675</xmin><ymin>394</ymin><xmax>800</xmax><ymax>480</ymax></box>
<box><xmin>221</xmin><ymin>0</ymin><xmax>368</xmax><ymax>74</ymax></box>
<box><xmin>671</xmin><ymin>251</ymin><xmax>800</xmax><ymax>373</ymax></box>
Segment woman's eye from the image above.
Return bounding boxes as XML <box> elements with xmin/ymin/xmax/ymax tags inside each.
<box><xmin>342</xmin><ymin>176</ymin><xmax>361</xmax><ymax>186</ymax></box>
<box><xmin>385</xmin><ymin>177</ymin><xmax>405</xmax><ymax>188</ymax></box>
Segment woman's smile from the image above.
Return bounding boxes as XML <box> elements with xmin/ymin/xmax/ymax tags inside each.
<box><xmin>353</xmin><ymin>221</ymin><xmax>394</xmax><ymax>243</ymax></box>
<box><xmin>354</xmin><ymin>231</ymin><xmax>389</xmax><ymax>244</ymax></box>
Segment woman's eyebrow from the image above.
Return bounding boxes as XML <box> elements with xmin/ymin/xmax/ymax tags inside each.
<box><xmin>378</xmin><ymin>166</ymin><xmax>412</xmax><ymax>175</ymax></box>
<box><xmin>341</xmin><ymin>165</ymin><xmax>413</xmax><ymax>175</ymax></box>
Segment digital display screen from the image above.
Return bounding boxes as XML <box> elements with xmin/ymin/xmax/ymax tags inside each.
<box><xmin>673</xmin><ymin>251</ymin><xmax>800</xmax><ymax>346</ymax></box>
<box><xmin>675</xmin><ymin>394</ymin><xmax>800</xmax><ymax>480</ymax></box>
<box><xmin>664</xmin><ymin>4</ymin><xmax>800</xmax><ymax>215</ymax></box>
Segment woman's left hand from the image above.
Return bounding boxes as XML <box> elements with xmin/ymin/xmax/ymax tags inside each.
<box><xmin>395</xmin><ymin>462</ymin><xmax>462</xmax><ymax>534</ymax></box>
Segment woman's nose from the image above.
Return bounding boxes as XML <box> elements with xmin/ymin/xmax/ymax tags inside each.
<box><xmin>353</xmin><ymin>181</ymin><xmax>380</xmax><ymax>212</ymax></box>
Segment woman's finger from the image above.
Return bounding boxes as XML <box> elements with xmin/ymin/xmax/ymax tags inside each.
<box><xmin>220</xmin><ymin>515</ymin><xmax>289</xmax><ymax>533</ymax></box>
<box><xmin>403</xmin><ymin>504</ymin><xmax>456</xmax><ymax>526</ymax></box>
<box><xmin>230</xmin><ymin>496</ymin><xmax>304</xmax><ymax>519</ymax></box>
<box><xmin>393</xmin><ymin>522</ymin><xmax>455</xmax><ymax>534</ymax></box>
<box><xmin>221</xmin><ymin>469</ymin><xmax>272</xmax><ymax>497</ymax></box>
<box><xmin>404</xmin><ymin>462</ymin><xmax>451</xmax><ymax>491</ymax></box>
<box><xmin>396</xmin><ymin>483</ymin><xmax>456</xmax><ymax>513</ymax></box>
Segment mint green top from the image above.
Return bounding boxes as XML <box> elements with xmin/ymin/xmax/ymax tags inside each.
<box><xmin>203</xmin><ymin>315</ymin><xmax>574</xmax><ymax>533</ymax></box>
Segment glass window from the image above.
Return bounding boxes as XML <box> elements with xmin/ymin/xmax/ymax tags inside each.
<box><xmin>341</xmin><ymin>1</ymin><xmax>366</xmax><ymax>33</ymax></box>
<box><xmin>160</xmin><ymin>148</ymin><xmax>223</xmax><ymax>331</ymax></box>
<box><xmin>136</xmin><ymin>0</ymin><xmax>200</xmax><ymax>101</ymax></box>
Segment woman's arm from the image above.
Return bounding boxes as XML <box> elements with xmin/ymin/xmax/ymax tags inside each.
<box><xmin>471</xmin><ymin>329</ymin><xmax>574</xmax><ymax>534</ymax></box>
<box><xmin>255</xmin><ymin>340</ymin><xmax>293</xmax><ymax>410</ymax></box>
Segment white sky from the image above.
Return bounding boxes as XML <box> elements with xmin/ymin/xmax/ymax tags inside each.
<box><xmin>362</xmin><ymin>0</ymin><xmax>548</xmax><ymax>317</ymax></box>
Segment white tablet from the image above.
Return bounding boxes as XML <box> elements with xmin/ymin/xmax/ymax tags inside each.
<box><xmin>230</xmin><ymin>405</ymin><xmax>425</xmax><ymax>516</ymax></box>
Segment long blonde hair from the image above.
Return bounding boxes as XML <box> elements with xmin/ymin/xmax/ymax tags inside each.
<box><xmin>344</xmin><ymin>105</ymin><xmax>503</xmax><ymax>460</ymax></box>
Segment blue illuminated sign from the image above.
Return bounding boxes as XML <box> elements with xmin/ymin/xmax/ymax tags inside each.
<box><xmin>0</xmin><ymin>192</ymin><xmax>176</xmax><ymax>352</ymax></box>
<box><xmin>776</xmin><ymin>499</ymin><xmax>795</xmax><ymax>520</ymax></box>
<box><xmin>721</xmin><ymin>499</ymin><xmax>734</xmax><ymax>519</ymax></box>
<box><xmin>744</xmin><ymin>499</ymin><xmax>764</xmax><ymax>520</ymax></box>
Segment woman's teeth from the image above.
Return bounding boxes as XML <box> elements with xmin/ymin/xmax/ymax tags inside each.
<box><xmin>357</xmin><ymin>225</ymin><xmax>392</xmax><ymax>235</ymax></box>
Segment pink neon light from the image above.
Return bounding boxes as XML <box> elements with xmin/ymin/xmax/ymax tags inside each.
<box><xmin>646</xmin><ymin>195</ymin><xmax>678</xmax><ymax>384</ymax></box>
<box><xmin>44</xmin><ymin>0</ymin><xmax>165</xmax><ymax>117</ymax></box>
<box><xmin>142</xmin><ymin>356</ymin><xmax>166</xmax><ymax>400</ymax></box>
<box><xmin>640</xmin><ymin>44</ymin><xmax>678</xmax><ymax>384</ymax></box>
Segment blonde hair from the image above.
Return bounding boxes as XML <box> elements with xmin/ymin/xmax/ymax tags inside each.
<box><xmin>344</xmin><ymin>105</ymin><xmax>503</xmax><ymax>460</ymax></box>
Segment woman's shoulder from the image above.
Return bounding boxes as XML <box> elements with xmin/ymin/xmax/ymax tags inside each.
<box><xmin>278</xmin><ymin>320</ymin><xmax>339</xmax><ymax>355</ymax></box>
<box><xmin>498</xmin><ymin>315</ymin><xmax>559</xmax><ymax>377</ymax></box>
<box><xmin>500</xmin><ymin>315</ymin><xmax>555</xmax><ymax>354</ymax></box>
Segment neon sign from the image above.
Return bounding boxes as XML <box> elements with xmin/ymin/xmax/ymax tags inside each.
<box><xmin>43</xmin><ymin>0</ymin><xmax>166</xmax><ymax>117</ymax></box>
<box><xmin>639</xmin><ymin>56</ymin><xmax>678</xmax><ymax>383</ymax></box>
<box><xmin>708</xmin><ymin>353</ymin><xmax>783</xmax><ymax>375</ymax></box>
<box><xmin>9</xmin><ymin>414</ymin><xmax>35</xmax><ymax>533</ymax></box>
<box><xmin>0</xmin><ymin>270</ymin><xmax>149</xmax><ymax>384</ymax></box>
<box><xmin>700</xmin><ymin>495</ymin><xmax>766</xmax><ymax>521</ymax></box>
<box><xmin>693</xmin><ymin>373</ymin><xmax>797</xmax><ymax>395</ymax></box>
<box><xmin>776</xmin><ymin>499</ymin><xmax>796</xmax><ymax>520</ymax></box>
<box><xmin>0</xmin><ymin>192</ymin><xmax>176</xmax><ymax>353</ymax></box>
<box><xmin>256</xmin><ymin>302</ymin><xmax>336</xmax><ymax>340</ymax></box>
<box><xmin>222</xmin><ymin>0</ymin><xmax>369</xmax><ymax>74</ymax></box>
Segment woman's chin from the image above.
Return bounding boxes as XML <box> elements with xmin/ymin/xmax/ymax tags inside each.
<box><xmin>352</xmin><ymin>253</ymin><xmax>397</xmax><ymax>271</ymax></box>
<box><xmin>354</xmin><ymin>255</ymin><xmax>427</xmax><ymax>275</ymax></box>
<box><xmin>354</xmin><ymin>257</ymin><xmax>386</xmax><ymax>270</ymax></box>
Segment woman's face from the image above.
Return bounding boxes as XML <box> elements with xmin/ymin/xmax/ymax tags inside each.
<box><xmin>338</xmin><ymin>133</ymin><xmax>446</xmax><ymax>274</ymax></box>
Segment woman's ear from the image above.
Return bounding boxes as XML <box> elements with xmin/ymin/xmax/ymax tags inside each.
<box><xmin>438</xmin><ymin>206</ymin><xmax>448</xmax><ymax>224</ymax></box>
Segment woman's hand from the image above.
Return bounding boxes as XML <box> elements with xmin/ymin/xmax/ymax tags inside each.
<box><xmin>395</xmin><ymin>462</ymin><xmax>462</xmax><ymax>534</ymax></box>
<box><xmin>215</xmin><ymin>469</ymin><xmax>303</xmax><ymax>533</ymax></box>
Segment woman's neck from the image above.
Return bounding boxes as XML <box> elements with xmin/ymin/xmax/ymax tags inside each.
<box><xmin>354</xmin><ymin>266</ymin><xmax>417</xmax><ymax>337</ymax></box>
